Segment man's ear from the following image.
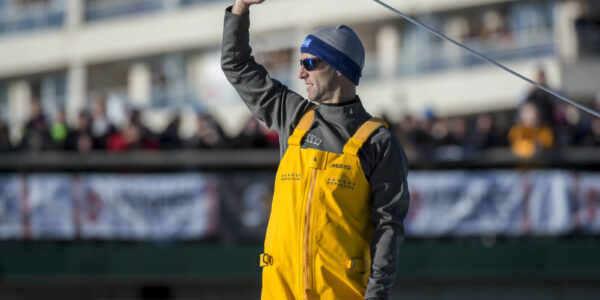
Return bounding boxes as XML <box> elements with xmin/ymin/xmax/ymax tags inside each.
<box><xmin>336</xmin><ymin>71</ymin><xmax>344</xmax><ymax>78</ymax></box>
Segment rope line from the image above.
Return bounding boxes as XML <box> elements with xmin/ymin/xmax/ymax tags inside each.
<box><xmin>373</xmin><ymin>0</ymin><xmax>600</xmax><ymax>119</ymax></box>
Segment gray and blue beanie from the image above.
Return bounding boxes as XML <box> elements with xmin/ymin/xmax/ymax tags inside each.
<box><xmin>301</xmin><ymin>25</ymin><xmax>365</xmax><ymax>85</ymax></box>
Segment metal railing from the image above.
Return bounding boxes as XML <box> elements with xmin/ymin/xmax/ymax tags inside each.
<box><xmin>2</xmin><ymin>147</ymin><xmax>599</xmax><ymax>172</ymax></box>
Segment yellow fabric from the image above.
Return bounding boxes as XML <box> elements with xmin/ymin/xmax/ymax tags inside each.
<box><xmin>261</xmin><ymin>111</ymin><xmax>386</xmax><ymax>300</ymax></box>
<box><xmin>288</xmin><ymin>106</ymin><xmax>316</xmax><ymax>146</ymax></box>
<box><xmin>343</xmin><ymin>119</ymin><xmax>386</xmax><ymax>156</ymax></box>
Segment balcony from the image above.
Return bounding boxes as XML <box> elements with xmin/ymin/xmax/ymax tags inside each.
<box><xmin>0</xmin><ymin>0</ymin><xmax>65</xmax><ymax>37</ymax></box>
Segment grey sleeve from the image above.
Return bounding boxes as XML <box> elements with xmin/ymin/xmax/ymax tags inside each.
<box><xmin>220</xmin><ymin>6</ymin><xmax>312</xmax><ymax>142</ymax></box>
<box><xmin>363</xmin><ymin>131</ymin><xmax>411</xmax><ymax>300</ymax></box>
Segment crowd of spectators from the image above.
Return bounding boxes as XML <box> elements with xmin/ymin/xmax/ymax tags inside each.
<box><xmin>0</xmin><ymin>97</ymin><xmax>279</xmax><ymax>154</ymax></box>
<box><xmin>392</xmin><ymin>70</ymin><xmax>600</xmax><ymax>160</ymax></box>
<box><xmin>2</xmin><ymin>70</ymin><xmax>600</xmax><ymax>159</ymax></box>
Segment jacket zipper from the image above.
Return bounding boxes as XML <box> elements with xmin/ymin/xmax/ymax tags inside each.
<box><xmin>303</xmin><ymin>167</ymin><xmax>318</xmax><ymax>300</ymax></box>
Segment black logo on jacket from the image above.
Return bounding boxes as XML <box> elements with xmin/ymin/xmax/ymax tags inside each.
<box><xmin>329</xmin><ymin>163</ymin><xmax>351</xmax><ymax>171</ymax></box>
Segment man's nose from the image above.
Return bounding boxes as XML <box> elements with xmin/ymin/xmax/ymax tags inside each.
<box><xmin>298</xmin><ymin>67</ymin><xmax>308</xmax><ymax>79</ymax></box>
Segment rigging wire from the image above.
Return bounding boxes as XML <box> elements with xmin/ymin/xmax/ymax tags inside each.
<box><xmin>373</xmin><ymin>0</ymin><xmax>600</xmax><ymax>119</ymax></box>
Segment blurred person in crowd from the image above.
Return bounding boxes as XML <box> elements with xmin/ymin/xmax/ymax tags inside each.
<box><xmin>447</xmin><ymin>117</ymin><xmax>467</xmax><ymax>146</ymax></box>
<box><xmin>430</xmin><ymin>116</ymin><xmax>468</xmax><ymax>160</ymax></box>
<box><xmin>122</xmin><ymin>109</ymin><xmax>159</xmax><ymax>150</ymax></box>
<box><xmin>554</xmin><ymin>104</ymin><xmax>589</xmax><ymax>146</ymax></box>
<box><xmin>467</xmin><ymin>112</ymin><xmax>509</xmax><ymax>151</ymax></box>
<box><xmin>429</xmin><ymin>118</ymin><xmax>450</xmax><ymax>147</ymax></box>
<box><xmin>188</xmin><ymin>111</ymin><xmax>228</xmax><ymax>149</ymax></box>
<box><xmin>49</xmin><ymin>108</ymin><xmax>68</xmax><ymax>149</ymax></box>
<box><xmin>404</xmin><ymin>110</ymin><xmax>435</xmax><ymax>156</ymax></box>
<box><xmin>508</xmin><ymin>102</ymin><xmax>554</xmax><ymax>158</ymax></box>
<box><xmin>221</xmin><ymin>1</ymin><xmax>410</xmax><ymax>300</ymax></box>
<box><xmin>106</xmin><ymin>126</ymin><xmax>127</xmax><ymax>152</ymax></box>
<box><xmin>262</xmin><ymin>122</ymin><xmax>279</xmax><ymax>147</ymax></box>
<box><xmin>160</xmin><ymin>113</ymin><xmax>182</xmax><ymax>150</ymax></box>
<box><xmin>523</xmin><ymin>68</ymin><xmax>557</xmax><ymax>136</ymax></box>
<box><xmin>20</xmin><ymin>98</ymin><xmax>54</xmax><ymax>151</ymax></box>
<box><xmin>479</xmin><ymin>9</ymin><xmax>511</xmax><ymax>46</ymax></box>
<box><xmin>231</xmin><ymin>116</ymin><xmax>278</xmax><ymax>148</ymax></box>
<box><xmin>0</xmin><ymin>120</ymin><xmax>12</xmax><ymax>152</ymax></box>
<box><xmin>91</xmin><ymin>96</ymin><xmax>112</xmax><ymax>149</ymax></box>
<box><xmin>580</xmin><ymin>117</ymin><xmax>600</xmax><ymax>146</ymax></box>
<box><xmin>579</xmin><ymin>92</ymin><xmax>600</xmax><ymax>146</ymax></box>
<box><xmin>490</xmin><ymin>112</ymin><xmax>510</xmax><ymax>147</ymax></box>
<box><xmin>390</xmin><ymin>115</ymin><xmax>416</xmax><ymax>155</ymax></box>
<box><xmin>467</xmin><ymin>113</ymin><xmax>494</xmax><ymax>151</ymax></box>
<box><xmin>66</xmin><ymin>111</ymin><xmax>93</xmax><ymax>153</ymax></box>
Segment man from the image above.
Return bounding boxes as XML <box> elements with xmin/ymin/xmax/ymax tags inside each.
<box><xmin>221</xmin><ymin>1</ymin><xmax>410</xmax><ymax>299</ymax></box>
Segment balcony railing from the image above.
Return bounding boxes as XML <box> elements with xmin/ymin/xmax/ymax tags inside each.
<box><xmin>84</xmin><ymin>0</ymin><xmax>227</xmax><ymax>22</ymax></box>
<box><xmin>2</xmin><ymin>147</ymin><xmax>599</xmax><ymax>172</ymax></box>
<box><xmin>0</xmin><ymin>0</ymin><xmax>65</xmax><ymax>37</ymax></box>
<box><xmin>394</xmin><ymin>27</ymin><xmax>556</xmax><ymax>79</ymax></box>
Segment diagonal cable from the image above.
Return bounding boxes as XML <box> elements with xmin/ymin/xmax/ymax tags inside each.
<box><xmin>373</xmin><ymin>0</ymin><xmax>600</xmax><ymax>118</ymax></box>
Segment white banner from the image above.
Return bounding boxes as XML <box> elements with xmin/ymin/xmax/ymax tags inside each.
<box><xmin>0</xmin><ymin>175</ymin><xmax>22</xmax><ymax>239</ymax></box>
<box><xmin>28</xmin><ymin>174</ymin><xmax>75</xmax><ymax>239</ymax></box>
<box><xmin>406</xmin><ymin>171</ymin><xmax>525</xmax><ymax>237</ymax></box>
<box><xmin>405</xmin><ymin>170</ymin><xmax>600</xmax><ymax>237</ymax></box>
<box><xmin>2</xmin><ymin>171</ymin><xmax>600</xmax><ymax>239</ymax></box>
<box><xmin>76</xmin><ymin>173</ymin><xmax>218</xmax><ymax>240</ymax></box>
<box><xmin>525</xmin><ymin>171</ymin><xmax>573</xmax><ymax>235</ymax></box>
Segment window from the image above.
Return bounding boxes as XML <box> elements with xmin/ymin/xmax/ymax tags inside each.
<box><xmin>0</xmin><ymin>0</ymin><xmax>65</xmax><ymax>37</ymax></box>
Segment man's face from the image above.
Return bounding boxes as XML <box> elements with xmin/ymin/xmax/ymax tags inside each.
<box><xmin>298</xmin><ymin>53</ymin><xmax>340</xmax><ymax>103</ymax></box>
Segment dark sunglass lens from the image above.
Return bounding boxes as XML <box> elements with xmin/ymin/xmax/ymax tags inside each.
<box><xmin>301</xmin><ymin>58</ymin><xmax>317</xmax><ymax>71</ymax></box>
<box><xmin>305</xmin><ymin>59</ymin><xmax>314</xmax><ymax>70</ymax></box>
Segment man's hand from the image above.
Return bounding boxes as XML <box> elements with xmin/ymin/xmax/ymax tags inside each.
<box><xmin>232</xmin><ymin>0</ymin><xmax>265</xmax><ymax>15</ymax></box>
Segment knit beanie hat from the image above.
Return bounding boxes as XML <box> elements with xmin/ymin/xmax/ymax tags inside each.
<box><xmin>300</xmin><ymin>25</ymin><xmax>365</xmax><ymax>85</ymax></box>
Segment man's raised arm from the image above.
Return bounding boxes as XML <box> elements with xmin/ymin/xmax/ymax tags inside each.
<box><xmin>220</xmin><ymin>0</ymin><xmax>311</xmax><ymax>137</ymax></box>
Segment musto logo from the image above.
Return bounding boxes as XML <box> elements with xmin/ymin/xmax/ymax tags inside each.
<box><xmin>329</xmin><ymin>163</ymin><xmax>351</xmax><ymax>170</ymax></box>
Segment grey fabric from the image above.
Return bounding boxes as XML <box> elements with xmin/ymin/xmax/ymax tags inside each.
<box><xmin>310</xmin><ymin>25</ymin><xmax>365</xmax><ymax>69</ymax></box>
<box><xmin>221</xmin><ymin>7</ymin><xmax>410</xmax><ymax>300</ymax></box>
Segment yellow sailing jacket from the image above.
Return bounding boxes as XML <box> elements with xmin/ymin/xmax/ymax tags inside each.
<box><xmin>261</xmin><ymin>107</ymin><xmax>387</xmax><ymax>300</ymax></box>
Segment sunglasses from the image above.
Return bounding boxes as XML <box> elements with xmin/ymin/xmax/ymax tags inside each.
<box><xmin>300</xmin><ymin>58</ymin><xmax>321</xmax><ymax>71</ymax></box>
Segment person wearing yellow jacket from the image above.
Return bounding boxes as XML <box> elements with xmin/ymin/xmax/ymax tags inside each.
<box><xmin>221</xmin><ymin>1</ymin><xmax>411</xmax><ymax>299</ymax></box>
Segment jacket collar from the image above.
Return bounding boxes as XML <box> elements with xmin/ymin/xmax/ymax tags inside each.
<box><xmin>315</xmin><ymin>96</ymin><xmax>368</xmax><ymax>119</ymax></box>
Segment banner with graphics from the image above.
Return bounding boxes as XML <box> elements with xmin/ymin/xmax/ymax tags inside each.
<box><xmin>406</xmin><ymin>171</ymin><xmax>526</xmax><ymax>237</ymax></box>
<box><xmin>0</xmin><ymin>175</ymin><xmax>22</xmax><ymax>239</ymax></box>
<box><xmin>405</xmin><ymin>170</ymin><xmax>600</xmax><ymax>237</ymax></box>
<box><xmin>571</xmin><ymin>172</ymin><xmax>600</xmax><ymax>233</ymax></box>
<box><xmin>217</xmin><ymin>172</ymin><xmax>274</xmax><ymax>242</ymax></box>
<box><xmin>28</xmin><ymin>174</ymin><xmax>75</xmax><ymax>239</ymax></box>
<box><xmin>75</xmin><ymin>174</ymin><xmax>219</xmax><ymax>240</ymax></box>
<box><xmin>1</xmin><ymin>171</ymin><xmax>600</xmax><ymax>239</ymax></box>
